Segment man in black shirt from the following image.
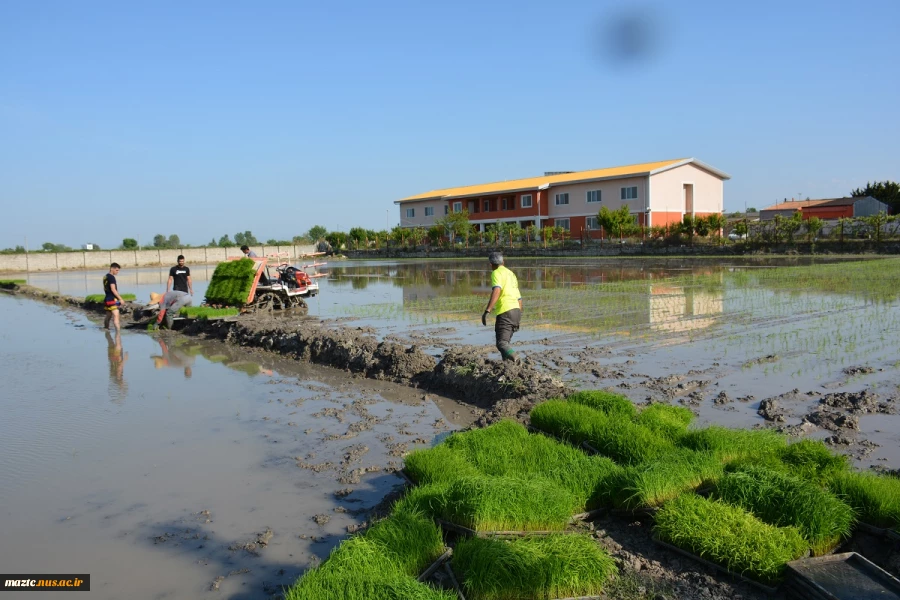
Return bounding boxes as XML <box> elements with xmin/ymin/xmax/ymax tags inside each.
<box><xmin>167</xmin><ymin>255</ymin><xmax>193</xmax><ymax>296</ymax></box>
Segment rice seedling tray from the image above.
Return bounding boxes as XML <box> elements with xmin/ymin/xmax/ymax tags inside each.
<box><xmin>443</xmin><ymin>554</ymin><xmax>605</xmax><ymax>600</ymax></box>
<box><xmin>855</xmin><ymin>521</ymin><xmax>900</xmax><ymax>540</ymax></box>
<box><xmin>436</xmin><ymin>519</ymin><xmax>566</xmax><ymax>538</ymax></box>
<box><xmin>418</xmin><ymin>549</ymin><xmax>453</xmax><ymax>582</ymax></box>
<box><xmin>611</xmin><ymin>506</ymin><xmax>660</xmax><ymax>518</ymax></box>
<box><xmin>652</xmin><ymin>537</ymin><xmax>780</xmax><ymax>594</ymax></box>
<box><xmin>784</xmin><ymin>552</ymin><xmax>900</xmax><ymax>600</ymax></box>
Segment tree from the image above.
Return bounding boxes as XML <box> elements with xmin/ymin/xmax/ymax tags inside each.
<box><xmin>597</xmin><ymin>205</ymin><xmax>637</xmax><ymax>240</ymax></box>
<box><xmin>861</xmin><ymin>211</ymin><xmax>889</xmax><ymax>243</ymax></box>
<box><xmin>234</xmin><ymin>231</ymin><xmax>258</xmax><ymax>246</ymax></box>
<box><xmin>167</xmin><ymin>234</ymin><xmax>180</xmax><ymax>248</ymax></box>
<box><xmin>209</xmin><ymin>238</ymin><xmax>217</xmax><ymax>247</ymax></box>
<box><xmin>153</xmin><ymin>234</ymin><xmax>167</xmax><ymax>248</ymax></box>
<box><xmin>348</xmin><ymin>227</ymin><xmax>368</xmax><ymax>249</ymax></box>
<box><xmin>704</xmin><ymin>214</ymin><xmax>727</xmax><ymax>237</ymax></box>
<box><xmin>427</xmin><ymin>225</ymin><xmax>444</xmax><ymax>247</ymax></box>
<box><xmin>122</xmin><ymin>238</ymin><xmax>138</xmax><ymax>249</ymax></box>
<box><xmin>852</xmin><ymin>181</ymin><xmax>900</xmax><ymax>214</ymax></box>
<box><xmin>435</xmin><ymin>210</ymin><xmax>473</xmax><ymax>242</ymax></box>
<box><xmin>781</xmin><ymin>211</ymin><xmax>803</xmax><ymax>243</ymax></box>
<box><xmin>733</xmin><ymin>221</ymin><xmax>749</xmax><ymax>237</ymax></box>
<box><xmin>805</xmin><ymin>217</ymin><xmax>824</xmax><ymax>242</ymax></box>
<box><xmin>747</xmin><ymin>207</ymin><xmax>758</xmax><ymax>213</ymax></box>
<box><xmin>88</xmin><ymin>243</ymin><xmax>101</xmax><ymax>250</ymax></box>
<box><xmin>218</xmin><ymin>234</ymin><xmax>234</xmax><ymax>247</ymax></box>
<box><xmin>307</xmin><ymin>225</ymin><xmax>328</xmax><ymax>241</ymax></box>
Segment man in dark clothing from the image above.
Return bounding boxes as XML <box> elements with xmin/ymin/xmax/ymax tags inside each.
<box><xmin>167</xmin><ymin>255</ymin><xmax>193</xmax><ymax>295</ymax></box>
<box><xmin>103</xmin><ymin>263</ymin><xmax>125</xmax><ymax>331</ymax></box>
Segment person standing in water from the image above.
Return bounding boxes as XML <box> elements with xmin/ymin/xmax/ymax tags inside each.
<box><xmin>103</xmin><ymin>263</ymin><xmax>125</xmax><ymax>331</ymax></box>
<box><xmin>481</xmin><ymin>252</ymin><xmax>522</xmax><ymax>362</ymax></box>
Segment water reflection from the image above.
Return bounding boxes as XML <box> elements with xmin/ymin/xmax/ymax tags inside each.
<box><xmin>151</xmin><ymin>337</ymin><xmax>195</xmax><ymax>378</ymax></box>
<box><xmin>105</xmin><ymin>331</ymin><xmax>128</xmax><ymax>403</ymax></box>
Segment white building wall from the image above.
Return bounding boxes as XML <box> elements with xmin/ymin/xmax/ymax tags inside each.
<box><xmin>546</xmin><ymin>176</ymin><xmax>648</xmax><ymax>218</ymax></box>
<box><xmin>397</xmin><ymin>200</ymin><xmax>443</xmax><ymax>228</ymax></box>
<box><xmin>649</xmin><ymin>164</ymin><xmax>724</xmax><ymax>215</ymax></box>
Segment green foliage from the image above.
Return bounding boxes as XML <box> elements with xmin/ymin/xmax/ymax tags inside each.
<box><xmin>234</xmin><ymin>231</ymin><xmax>258</xmax><ymax>246</ymax></box>
<box><xmin>217</xmin><ymin>234</ymin><xmax>234</xmax><ymax>247</ymax></box>
<box><xmin>404</xmin><ymin>444</ymin><xmax>482</xmax><ymax>485</ymax></box>
<box><xmin>530</xmin><ymin>400</ymin><xmax>608</xmax><ymax>447</ymax></box>
<box><xmin>778</xmin><ymin>439</ymin><xmax>851</xmax><ymax>482</ymax></box>
<box><xmin>654</xmin><ymin>494</ymin><xmax>808</xmax><ymax>585</ymax></box>
<box><xmin>615</xmin><ymin>449</ymin><xmax>724</xmax><ymax>509</ymax></box>
<box><xmin>805</xmin><ymin>216</ymin><xmax>824</xmax><ymax>241</ymax></box>
<box><xmin>453</xmin><ymin>534</ymin><xmax>617</xmax><ymax>600</ymax></box>
<box><xmin>0</xmin><ymin>279</ymin><xmax>26</xmax><ymax>286</ymax></box>
<box><xmin>399</xmin><ymin>476</ymin><xmax>579</xmax><ymax>532</ymax></box>
<box><xmin>204</xmin><ymin>259</ymin><xmax>258</xmax><ymax>306</ymax></box>
<box><xmin>828</xmin><ymin>471</ymin><xmax>900</xmax><ymax>529</ymax></box>
<box><xmin>852</xmin><ymin>180</ymin><xmax>900</xmax><ymax>214</ymax></box>
<box><xmin>567</xmin><ymin>390</ymin><xmax>636</xmax><ymax>418</ymax></box>
<box><xmin>435</xmin><ymin>210</ymin><xmax>474</xmax><ymax>243</ymax></box>
<box><xmin>122</xmin><ymin>238</ymin><xmax>138</xmax><ymax>249</ymax></box>
<box><xmin>635</xmin><ymin>403</ymin><xmax>694</xmax><ymax>440</ymax></box>
<box><xmin>41</xmin><ymin>242</ymin><xmax>72</xmax><ymax>252</ymax></box>
<box><xmin>679</xmin><ymin>426</ymin><xmax>786</xmax><ymax>464</ymax></box>
<box><xmin>307</xmin><ymin>225</ymin><xmax>328</xmax><ymax>241</ymax></box>
<box><xmin>714</xmin><ymin>466</ymin><xmax>854</xmax><ymax>556</ymax></box>
<box><xmin>596</xmin><ymin>204</ymin><xmax>637</xmax><ymax>239</ymax></box>
<box><xmin>84</xmin><ymin>293</ymin><xmax>136</xmax><ymax>303</ymax></box>
<box><xmin>284</xmin><ymin>536</ymin><xmax>453</xmax><ymax>600</ymax></box>
<box><xmin>178</xmin><ymin>306</ymin><xmax>240</xmax><ymax>319</ymax></box>
<box><xmin>363</xmin><ymin>509</ymin><xmax>446</xmax><ymax>577</ymax></box>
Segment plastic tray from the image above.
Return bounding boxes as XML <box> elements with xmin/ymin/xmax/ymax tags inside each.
<box><xmin>785</xmin><ymin>552</ymin><xmax>900</xmax><ymax>600</ymax></box>
<box><xmin>652</xmin><ymin>537</ymin><xmax>780</xmax><ymax>594</ymax></box>
<box><xmin>418</xmin><ymin>549</ymin><xmax>453</xmax><ymax>582</ymax></box>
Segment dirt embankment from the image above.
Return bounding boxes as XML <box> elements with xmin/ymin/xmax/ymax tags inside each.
<box><xmin>186</xmin><ymin>317</ymin><xmax>570</xmax><ymax>418</ymax></box>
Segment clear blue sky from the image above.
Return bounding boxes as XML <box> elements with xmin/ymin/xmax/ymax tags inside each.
<box><xmin>2</xmin><ymin>0</ymin><xmax>898</xmax><ymax>249</ymax></box>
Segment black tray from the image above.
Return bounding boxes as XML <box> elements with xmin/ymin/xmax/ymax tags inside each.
<box><xmin>653</xmin><ymin>537</ymin><xmax>780</xmax><ymax>594</ymax></box>
<box><xmin>785</xmin><ymin>552</ymin><xmax>900</xmax><ymax>600</ymax></box>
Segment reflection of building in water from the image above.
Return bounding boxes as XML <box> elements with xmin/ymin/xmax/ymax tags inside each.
<box><xmin>649</xmin><ymin>281</ymin><xmax>723</xmax><ymax>334</ymax></box>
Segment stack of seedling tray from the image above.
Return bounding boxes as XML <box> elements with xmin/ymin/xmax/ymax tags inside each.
<box><xmin>204</xmin><ymin>258</ymin><xmax>259</xmax><ymax>306</ymax></box>
<box><xmin>784</xmin><ymin>552</ymin><xmax>900</xmax><ymax>600</ymax></box>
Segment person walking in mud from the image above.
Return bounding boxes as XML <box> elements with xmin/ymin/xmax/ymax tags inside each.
<box><xmin>103</xmin><ymin>262</ymin><xmax>126</xmax><ymax>331</ymax></box>
<box><xmin>481</xmin><ymin>252</ymin><xmax>522</xmax><ymax>362</ymax></box>
<box><xmin>166</xmin><ymin>255</ymin><xmax>193</xmax><ymax>296</ymax></box>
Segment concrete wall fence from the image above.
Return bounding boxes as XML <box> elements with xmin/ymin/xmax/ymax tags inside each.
<box><xmin>0</xmin><ymin>245</ymin><xmax>318</xmax><ymax>273</ymax></box>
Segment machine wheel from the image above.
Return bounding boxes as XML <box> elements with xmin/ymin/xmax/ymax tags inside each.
<box><xmin>254</xmin><ymin>291</ymin><xmax>277</xmax><ymax>312</ymax></box>
<box><xmin>294</xmin><ymin>298</ymin><xmax>309</xmax><ymax>315</ymax></box>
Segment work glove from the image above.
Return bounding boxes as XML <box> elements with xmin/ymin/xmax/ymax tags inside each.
<box><xmin>481</xmin><ymin>311</ymin><xmax>489</xmax><ymax>327</ymax></box>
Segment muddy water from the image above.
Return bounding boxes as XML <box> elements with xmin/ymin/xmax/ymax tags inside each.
<box><xmin>0</xmin><ymin>295</ymin><xmax>471</xmax><ymax>599</ymax></box>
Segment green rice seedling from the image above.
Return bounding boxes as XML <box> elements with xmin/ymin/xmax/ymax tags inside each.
<box><xmin>363</xmin><ymin>509</ymin><xmax>445</xmax><ymax>576</ymax></box>
<box><xmin>778</xmin><ymin>439</ymin><xmax>851</xmax><ymax>483</ymax></box>
<box><xmin>400</xmin><ymin>476</ymin><xmax>579</xmax><ymax>532</ymax></box>
<box><xmin>530</xmin><ymin>400</ymin><xmax>605</xmax><ymax>447</ymax></box>
<box><xmin>566</xmin><ymin>390</ymin><xmax>637</xmax><ymax>418</ymax></box>
<box><xmin>84</xmin><ymin>293</ymin><xmax>137</xmax><ymax>303</ymax></box>
<box><xmin>177</xmin><ymin>306</ymin><xmax>240</xmax><ymax>319</ymax></box>
<box><xmin>284</xmin><ymin>536</ymin><xmax>454</xmax><ymax>600</ymax></box>
<box><xmin>404</xmin><ymin>444</ymin><xmax>481</xmax><ymax>485</ymax></box>
<box><xmin>0</xmin><ymin>279</ymin><xmax>26</xmax><ymax>287</ymax></box>
<box><xmin>654</xmin><ymin>494</ymin><xmax>808</xmax><ymax>585</ymax></box>
<box><xmin>828</xmin><ymin>471</ymin><xmax>900</xmax><ymax>529</ymax></box>
<box><xmin>714</xmin><ymin>466</ymin><xmax>854</xmax><ymax>555</ymax></box>
<box><xmin>635</xmin><ymin>403</ymin><xmax>695</xmax><ymax>441</ymax></box>
<box><xmin>440</xmin><ymin>420</ymin><xmax>622</xmax><ymax>509</ymax></box>
<box><xmin>205</xmin><ymin>258</ymin><xmax>258</xmax><ymax>306</ymax></box>
<box><xmin>453</xmin><ymin>534</ymin><xmax>617</xmax><ymax>600</ymax></box>
<box><xmin>679</xmin><ymin>426</ymin><xmax>786</xmax><ymax>464</ymax></box>
<box><xmin>615</xmin><ymin>450</ymin><xmax>724</xmax><ymax>510</ymax></box>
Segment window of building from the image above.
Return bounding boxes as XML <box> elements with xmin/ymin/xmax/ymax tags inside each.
<box><xmin>555</xmin><ymin>193</ymin><xmax>569</xmax><ymax>205</ymax></box>
<box><xmin>453</xmin><ymin>201</ymin><xmax>462</xmax><ymax>213</ymax></box>
<box><xmin>555</xmin><ymin>218</ymin><xmax>570</xmax><ymax>231</ymax></box>
<box><xmin>483</xmin><ymin>200</ymin><xmax>490</xmax><ymax>212</ymax></box>
<box><xmin>425</xmin><ymin>206</ymin><xmax>434</xmax><ymax>217</ymax></box>
<box><xmin>444</xmin><ymin>205</ymin><xmax>449</xmax><ymax>215</ymax></box>
<box><xmin>521</xmin><ymin>194</ymin><xmax>533</xmax><ymax>208</ymax></box>
<box><xmin>587</xmin><ymin>190</ymin><xmax>601</xmax><ymax>203</ymax></box>
<box><xmin>621</xmin><ymin>186</ymin><xmax>638</xmax><ymax>200</ymax></box>
<box><xmin>586</xmin><ymin>216</ymin><xmax>599</xmax><ymax>229</ymax></box>
<box><xmin>406</xmin><ymin>208</ymin><xmax>415</xmax><ymax>218</ymax></box>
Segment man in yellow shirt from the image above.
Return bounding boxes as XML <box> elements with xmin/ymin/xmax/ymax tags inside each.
<box><xmin>481</xmin><ymin>252</ymin><xmax>522</xmax><ymax>362</ymax></box>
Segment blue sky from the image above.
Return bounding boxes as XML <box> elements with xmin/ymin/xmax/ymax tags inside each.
<box><xmin>1</xmin><ymin>0</ymin><xmax>898</xmax><ymax>248</ymax></box>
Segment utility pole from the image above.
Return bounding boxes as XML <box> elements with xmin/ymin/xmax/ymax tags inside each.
<box><xmin>386</xmin><ymin>209</ymin><xmax>389</xmax><ymax>230</ymax></box>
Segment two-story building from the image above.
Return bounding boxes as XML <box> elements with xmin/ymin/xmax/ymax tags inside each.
<box><xmin>395</xmin><ymin>158</ymin><xmax>730</xmax><ymax>237</ymax></box>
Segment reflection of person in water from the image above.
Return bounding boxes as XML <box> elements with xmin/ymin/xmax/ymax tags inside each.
<box><xmin>151</xmin><ymin>337</ymin><xmax>195</xmax><ymax>378</ymax></box>
<box><xmin>106</xmin><ymin>330</ymin><xmax>129</xmax><ymax>402</ymax></box>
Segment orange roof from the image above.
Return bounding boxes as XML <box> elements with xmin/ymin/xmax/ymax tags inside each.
<box><xmin>397</xmin><ymin>158</ymin><xmax>729</xmax><ymax>203</ymax></box>
<box><xmin>760</xmin><ymin>199</ymin><xmax>832</xmax><ymax>211</ymax></box>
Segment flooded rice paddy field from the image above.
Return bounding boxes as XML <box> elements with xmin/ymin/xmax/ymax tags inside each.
<box><xmin>4</xmin><ymin>255</ymin><xmax>900</xmax><ymax>598</ymax></box>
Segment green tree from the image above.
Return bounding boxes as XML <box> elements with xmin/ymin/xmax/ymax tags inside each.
<box><xmin>325</xmin><ymin>231</ymin><xmax>347</xmax><ymax>249</ymax></box>
<box><xmin>704</xmin><ymin>214</ymin><xmax>727</xmax><ymax>237</ymax></box>
<box><xmin>167</xmin><ymin>234</ymin><xmax>180</xmax><ymax>248</ymax></box>
<box><xmin>153</xmin><ymin>234</ymin><xmax>167</xmax><ymax>248</ymax></box>
<box><xmin>781</xmin><ymin>211</ymin><xmax>803</xmax><ymax>243</ymax></box>
<box><xmin>122</xmin><ymin>238</ymin><xmax>138</xmax><ymax>249</ymax></box>
<box><xmin>218</xmin><ymin>234</ymin><xmax>234</xmax><ymax>247</ymax></box>
<box><xmin>348</xmin><ymin>227</ymin><xmax>368</xmax><ymax>249</ymax></box>
<box><xmin>427</xmin><ymin>225</ymin><xmax>444</xmax><ymax>246</ymax></box>
<box><xmin>805</xmin><ymin>216</ymin><xmax>824</xmax><ymax>242</ymax></box>
<box><xmin>733</xmin><ymin>221</ymin><xmax>749</xmax><ymax>237</ymax></box>
<box><xmin>435</xmin><ymin>210</ymin><xmax>472</xmax><ymax>241</ymax></box>
<box><xmin>861</xmin><ymin>211</ymin><xmax>889</xmax><ymax>243</ymax></box>
<box><xmin>747</xmin><ymin>207</ymin><xmax>758</xmax><ymax>213</ymax></box>
<box><xmin>597</xmin><ymin>205</ymin><xmax>637</xmax><ymax>240</ymax></box>
<box><xmin>209</xmin><ymin>238</ymin><xmax>216</xmax><ymax>247</ymax></box>
<box><xmin>852</xmin><ymin>181</ymin><xmax>900</xmax><ymax>214</ymax></box>
<box><xmin>42</xmin><ymin>242</ymin><xmax>71</xmax><ymax>252</ymax></box>
<box><xmin>234</xmin><ymin>231</ymin><xmax>258</xmax><ymax>246</ymax></box>
<box><xmin>307</xmin><ymin>225</ymin><xmax>328</xmax><ymax>241</ymax></box>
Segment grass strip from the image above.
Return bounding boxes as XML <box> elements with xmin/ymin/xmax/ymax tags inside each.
<box><xmin>284</xmin><ymin>536</ymin><xmax>454</xmax><ymax>600</ymax></box>
<box><xmin>615</xmin><ymin>449</ymin><xmax>723</xmax><ymax>509</ymax></box>
<box><xmin>398</xmin><ymin>476</ymin><xmax>578</xmax><ymax>532</ymax></box>
<box><xmin>453</xmin><ymin>533</ymin><xmax>617</xmax><ymax>600</ymax></box>
<box><xmin>364</xmin><ymin>508</ymin><xmax>446</xmax><ymax>577</ymax></box>
<box><xmin>635</xmin><ymin>403</ymin><xmax>695</xmax><ymax>441</ymax></box>
<box><xmin>654</xmin><ymin>494</ymin><xmax>808</xmax><ymax>585</ymax></box>
<box><xmin>205</xmin><ymin>258</ymin><xmax>258</xmax><ymax>306</ymax></box>
<box><xmin>713</xmin><ymin>466</ymin><xmax>854</xmax><ymax>556</ymax></box>
<box><xmin>178</xmin><ymin>306</ymin><xmax>240</xmax><ymax>319</ymax></box>
<box><xmin>85</xmin><ymin>293</ymin><xmax>137</xmax><ymax>303</ymax></box>
<box><xmin>566</xmin><ymin>390</ymin><xmax>637</xmax><ymax>419</ymax></box>
<box><xmin>679</xmin><ymin>426</ymin><xmax>786</xmax><ymax>464</ymax></box>
<box><xmin>828</xmin><ymin>471</ymin><xmax>900</xmax><ymax>530</ymax></box>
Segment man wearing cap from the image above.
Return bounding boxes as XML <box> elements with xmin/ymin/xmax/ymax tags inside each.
<box><xmin>149</xmin><ymin>290</ymin><xmax>193</xmax><ymax>330</ymax></box>
<box><xmin>481</xmin><ymin>252</ymin><xmax>522</xmax><ymax>362</ymax></box>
